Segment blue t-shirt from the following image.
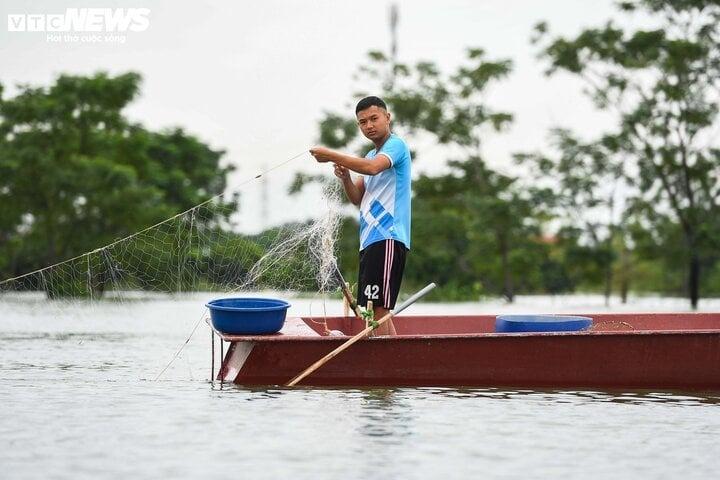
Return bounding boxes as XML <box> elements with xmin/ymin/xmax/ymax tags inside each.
<box><xmin>359</xmin><ymin>133</ymin><xmax>412</xmax><ymax>250</ymax></box>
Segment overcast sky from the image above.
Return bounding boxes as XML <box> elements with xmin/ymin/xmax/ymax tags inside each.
<box><xmin>1</xmin><ymin>0</ymin><xmax>642</xmax><ymax>232</ymax></box>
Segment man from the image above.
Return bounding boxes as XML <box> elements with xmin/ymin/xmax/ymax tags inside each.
<box><xmin>310</xmin><ymin>96</ymin><xmax>411</xmax><ymax>336</ymax></box>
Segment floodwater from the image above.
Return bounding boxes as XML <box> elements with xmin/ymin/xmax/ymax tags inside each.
<box><xmin>1</xmin><ymin>293</ymin><xmax>719</xmax><ymax>479</ymax></box>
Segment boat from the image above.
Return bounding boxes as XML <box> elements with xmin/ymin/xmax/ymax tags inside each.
<box><xmin>210</xmin><ymin>313</ymin><xmax>720</xmax><ymax>391</ymax></box>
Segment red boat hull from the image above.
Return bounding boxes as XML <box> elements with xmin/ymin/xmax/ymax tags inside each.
<box><xmin>214</xmin><ymin>313</ymin><xmax>720</xmax><ymax>391</ymax></box>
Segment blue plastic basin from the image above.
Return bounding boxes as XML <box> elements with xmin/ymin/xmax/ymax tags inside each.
<box><xmin>206</xmin><ymin>297</ymin><xmax>290</xmax><ymax>335</ymax></box>
<box><xmin>495</xmin><ymin>314</ymin><xmax>593</xmax><ymax>333</ymax></box>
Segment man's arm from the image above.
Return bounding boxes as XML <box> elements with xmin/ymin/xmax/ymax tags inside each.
<box><xmin>310</xmin><ymin>147</ymin><xmax>391</xmax><ymax>176</ymax></box>
<box><xmin>334</xmin><ymin>164</ymin><xmax>365</xmax><ymax>206</ymax></box>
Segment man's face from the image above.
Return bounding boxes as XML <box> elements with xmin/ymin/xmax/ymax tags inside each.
<box><xmin>356</xmin><ymin>105</ymin><xmax>391</xmax><ymax>142</ymax></box>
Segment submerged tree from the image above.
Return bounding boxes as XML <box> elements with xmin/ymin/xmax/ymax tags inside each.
<box><xmin>534</xmin><ymin>0</ymin><xmax>720</xmax><ymax>308</ymax></box>
<box><xmin>413</xmin><ymin>156</ymin><xmax>550</xmax><ymax>301</ymax></box>
<box><xmin>517</xmin><ymin>130</ymin><xmax>632</xmax><ymax>305</ymax></box>
<box><xmin>0</xmin><ymin>72</ymin><xmax>236</xmax><ymax>286</ymax></box>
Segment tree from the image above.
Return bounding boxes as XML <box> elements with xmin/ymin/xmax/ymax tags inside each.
<box><xmin>0</xmin><ymin>72</ymin><xmax>236</xmax><ymax>286</ymax></box>
<box><xmin>534</xmin><ymin>0</ymin><xmax>720</xmax><ymax>308</ymax></box>
<box><xmin>413</xmin><ymin>156</ymin><xmax>552</xmax><ymax>301</ymax></box>
<box><xmin>517</xmin><ymin>129</ymin><xmax>632</xmax><ymax>304</ymax></box>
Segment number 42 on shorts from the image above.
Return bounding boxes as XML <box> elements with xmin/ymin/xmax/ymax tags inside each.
<box><xmin>364</xmin><ymin>284</ymin><xmax>379</xmax><ymax>300</ymax></box>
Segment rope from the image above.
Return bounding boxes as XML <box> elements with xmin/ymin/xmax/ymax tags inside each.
<box><xmin>154</xmin><ymin>310</ymin><xmax>208</xmax><ymax>381</ymax></box>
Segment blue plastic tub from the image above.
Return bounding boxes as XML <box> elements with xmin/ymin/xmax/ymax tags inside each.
<box><xmin>206</xmin><ymin>297</ymin><xmax>290</xmax><ymax>335</ymax></box>
<box><xmin>495</xmin><ymin>314</ymin><xmax>593</xmax><ymax>333</ymax></box>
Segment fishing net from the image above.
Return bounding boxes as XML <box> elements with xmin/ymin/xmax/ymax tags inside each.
<box><xmin>0</xmin><ymin>157</ymin><xmax>346</xmax><ymax>317</ymax></box>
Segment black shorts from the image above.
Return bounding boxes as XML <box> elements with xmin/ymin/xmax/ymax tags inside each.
<box><xmin>358</xmin><ymin>239</ymin><xmax>408</xmax><ymax>309</ymax></box>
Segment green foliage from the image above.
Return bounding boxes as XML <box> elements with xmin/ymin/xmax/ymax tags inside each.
<box><xmin>516</xmin><ymin>128</ymin><xmax>630</xmax><ymax>303</ymax></box>
<box><xmin>318</xmin><ymin>113</ymin><xmax>358</xmax><ymax>149</ymax></box>
<box><xmin>409</xmin><ymin>157</ymin><xmax>553</xmax><ymax>301</ymax></box>
<box><xmin>534</xmin><ymin>0</ymin><xmax>720</xmax><ymax>307</ymax></box>
<box><xmin>0</xmin><ymin>72</ymin><xmax>237</xmax><ymax>290</ymax></box>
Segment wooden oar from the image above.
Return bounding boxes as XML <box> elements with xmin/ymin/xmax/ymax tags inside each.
<box><xmin>286</xmin><ymin>282</ymin><xmax>436</xmax><ymax>387</ymax></box>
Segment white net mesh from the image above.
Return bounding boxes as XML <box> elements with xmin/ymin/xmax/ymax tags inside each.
<box><xmin>0</xmin><ymin>165</ymin><xmax>345</xmax><ymax>314</ymax></box>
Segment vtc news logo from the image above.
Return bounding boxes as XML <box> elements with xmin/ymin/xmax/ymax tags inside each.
<box><xmin>7</xmin><ymin>8</ymin><xmax>150</xmax><ymax>32</ymax></box>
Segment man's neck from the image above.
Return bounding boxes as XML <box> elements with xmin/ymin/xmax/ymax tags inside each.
<box><xmin>373</xmin><ymin>131</ymin><xmax>392</xmax><ymax>150</ymax></box>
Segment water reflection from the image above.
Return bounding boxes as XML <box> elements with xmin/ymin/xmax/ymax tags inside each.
<box><xmin>410</xmin><ymin>386</ymin><xmax>720</xmax><ymax>406</ymax></box>
<box><xmin>0</xmin><ymin>332</ymin><xmax>134</xmax><ymax>343</ymax></box>
<box><xmin>357</xmin><ymin>388</ymin><xmax>415</xmax><ymax>440</ymax></box>
<box><xmin>212</xmin><ymin>383</ymin><xmax>720</xmax><ymax>407</ymax></box>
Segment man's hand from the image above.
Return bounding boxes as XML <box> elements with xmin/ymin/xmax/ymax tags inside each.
<box><xmin>309</xmin><ymin>146</ymin><xmax>335</xmax><ymax>163</ymax></box>
<box><xmin>310</xmin><ymin>146</ymin><xmax>387</xmax><ymax>176</ymax></box>
<box><xmin>333</xmin><ymin>164</ymin><xmax>351</xmax><ymax>182</ymax></box>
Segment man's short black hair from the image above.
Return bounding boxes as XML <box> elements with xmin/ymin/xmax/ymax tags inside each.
<box><xmin>355</xmin><ymin>96</ymin><xmax>387</xmax><ymax>114</ymax></box>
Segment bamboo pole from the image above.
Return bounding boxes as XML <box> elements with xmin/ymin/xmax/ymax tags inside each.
<box><xmin>336</xmin><ymin>273</ymin><xmax>362</xmax><ymax>318</ymax></box>
<box><xmin>286</xmin><ymin>283</ymin><xmax>436</xmax><ymax>387</ymax></box>
<box><xmin>343</xmin><ymin>282</ymin><xmax>350</xmax><ymax>317</ymax></box>
<box><xmin>366</xmin><ymin>300</ymin><xmax>373</xmax><ymax>329</ymax></box>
